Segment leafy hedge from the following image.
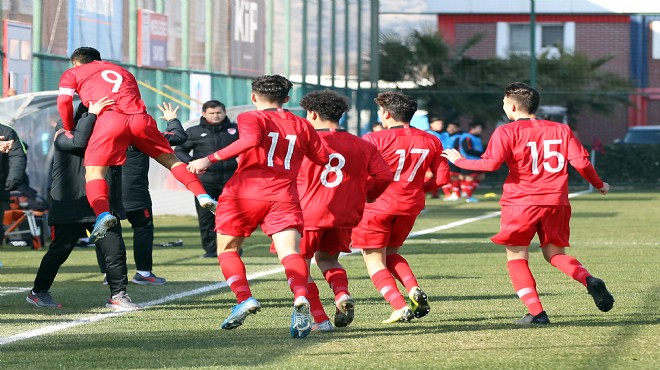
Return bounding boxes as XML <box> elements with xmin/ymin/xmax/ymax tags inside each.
<box><xmin>481</xmin><ymin>144</ymin><xmax>660</xmax><ymax>187</ymax></box>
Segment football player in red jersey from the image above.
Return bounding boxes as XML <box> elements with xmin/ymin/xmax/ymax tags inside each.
<box><xmin>56</xmin><ymin>47</ymin><xmax>215</xmax><ymax>244</ymax></box>
<box><xmin>442</xmin><ymin>82</ymin><xmax>614</xmax><ymax>325</ymax></box>
<box><xmin>352</xmin><ymin>91</ymin><xmax>450</xmax><ymax>323</ymax></box>
<box><xmin>295</xmin><ymin>89</ymin><xmax>392</xmax><ymax>332</ymax></box>
<box><xmin>187</xmin><ymin>75</ymin><xmax>329</xmax><ymax>338</ymax></box>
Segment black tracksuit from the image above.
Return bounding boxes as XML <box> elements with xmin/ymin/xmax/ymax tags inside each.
<box><xmin>0</xmin><ymin>123</ymin><xmax>27</xmax><ymax>241</ymax></box>
<box><xmin>174</xmin><ymin>117</ymin><xmax>238</xmax><ymax>254</ymax></box>
<box><xmin>32</xmin><ymin>111</ymin><xmax>129</xmax><ymax>297</ymax></box>
<box><xmin>117</xmin><ymin>118</ymin><xmax>187</xmax><ymax>272</ymax></box>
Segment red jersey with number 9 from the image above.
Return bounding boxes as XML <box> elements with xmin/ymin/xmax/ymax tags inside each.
<box><xmin>58</xmin><ymin>61</ymin><xmax>146</xmax><ymax>114</ymax></box>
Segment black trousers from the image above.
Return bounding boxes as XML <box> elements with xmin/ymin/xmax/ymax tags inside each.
<box><xmin>126</xmin><ymin>207</ymin><xmax>154</xmax><ymax>271</ymax></box>
<box><xmin>33</xmin><ymin>222</ymin><xmax>128</xmax><ymax>297</ymax></box>
<box><xmin>195</xmin><ymin>180</ymin><xmax>224</xmax><ymax>254</ymax></box>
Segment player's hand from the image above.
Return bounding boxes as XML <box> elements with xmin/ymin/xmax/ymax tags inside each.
<box><xmin>187</xmin><ymin>157</ymin><xmax>211</xmax><ymax>174</ymax></box>
<box><xmin>88</xmin><ymin>97</ymin><xmax>115</xmax><ymax>115</ymax></box>
<box><xmin>441</xmin><ymin>148</ymin><xmax>464</xmax><ymax>163</ymax></box>
<box><xmin>597</xmin><ymin>182</ymin><xmax>610</xmax><ymax>195</ymax></box>
<box><xmin>0</xmin><ymin>139</ymin><xmax>13</xmax><ymax>153</ymax></box>
<box><xmin>158</xmin><ymin>102</ymin><xmax>180</xmax><ymax>121</ymax></box>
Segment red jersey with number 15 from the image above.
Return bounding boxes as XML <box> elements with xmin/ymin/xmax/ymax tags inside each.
<box><xmin>454</xmin><ymin>118</ymin><xmax>602</xmax><ymax>206</ymax></box>
<box><xmin>297</xmin><ymin>129</ymin><xmax>392</xmax><ymax>230</ymax></box>
<box><xmin>58</xmin><ymin>61</ymin><xmax>146</xmax><ymax>115</ymax></box>
<box><xmin>363</xmin><ymin>125</ymin><xmax>449</xmax><ymax>216</ymax></box>
<box><xmin>217</xmin><ymin>108</ymin><xmax>328</xmax><ymax>202</ymax></box>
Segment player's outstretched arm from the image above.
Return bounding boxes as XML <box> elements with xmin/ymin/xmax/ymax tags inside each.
<box><xmin>597</xmin><ymin>182</ymin><xmax>610</xmax><ymax>195</ymax></box>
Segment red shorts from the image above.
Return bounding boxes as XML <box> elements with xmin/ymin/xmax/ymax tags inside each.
<box><xmin>492</xmin><ymin>205</ymin><xmax>571</xmax><ymax>247</ymax></box>
<box><xmin>84</xmin><ymin>111</ymin><xmax>173</xmax><ymax>166</ymax></box>
<box><xmin>351</xmin><ymin>212</ymin><xmax>417</xmax><ymax>250</ymax></box>
<box><xmin>215</xmin><ymin>197</ymin><xmax>304</xmax><ymax>237</ymax></box>
<box><xmin>299</xmin><ymin>229</ymin><xmax>352</xmax><ymax>259</ymax></box>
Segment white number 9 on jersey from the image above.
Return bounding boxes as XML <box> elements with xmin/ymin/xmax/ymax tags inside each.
<box><xmin>101</xmin><ymin>70</ymin><xmax>123</xmax><ymax>93</ymax></box>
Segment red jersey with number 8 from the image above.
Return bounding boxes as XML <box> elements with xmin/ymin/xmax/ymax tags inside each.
<box><xmin>58</xmin><ymin>61</ymin><xmax>146</xmax><ymax>114</ymax></box>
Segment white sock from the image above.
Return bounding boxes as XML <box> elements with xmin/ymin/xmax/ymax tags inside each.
<box><xmin>137</xmin><ymin>270</ymin><xmax>151</xmax><ymax>277</ymax></box>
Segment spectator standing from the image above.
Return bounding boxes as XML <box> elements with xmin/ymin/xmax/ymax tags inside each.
<box><xmin>175</xmin><ymin>100</ymin><xmax>238</xmax><ymax>258</ymax></box>
<box><xmin>27</xmin><ymin>99</ymin><xmax>139</xmax><ymax>310</ymax></box>
<box><xmin>353</xmin><ymin>91</ymin><xmax>450</xmax><ymax>323</ymax></box>
<box><xmin>439</xmin><ymin>121</ymin><xmax>463</xmax><ymax>200</ymax></box>
<box><xmin>442</xmin><ymin>82</ymin><xmax>614</xmax><ymax>324</ymax></box>
<box><xmin>425</xmin><ymin>117</ymin><xmax>444</xmax><ymax>198</ymax></box>
<box><xmin>458</xmin><ymin>121</ymin><xmax>486</xmax><ymax>203</ymax></box>
<box><xmin>0</xmin><ymin>127</ymin><xmax>26</xmax><ymax>267</ymax></box>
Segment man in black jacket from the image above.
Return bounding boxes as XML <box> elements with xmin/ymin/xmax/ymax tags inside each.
<box><xmin>27</xmin><ymin>98</ymin><xmax>140</xmax><ymax>310</ymax></box>
<box><xmin>175</xmin><ymin>100</ymin><xmax>238</xmax><ymax>258</ymax></box>
<box><xmin>114</xmin><ymin>102</ymin><xmax>187</xmax><ymax>284</ymax></box>
<box><xmin>0</xmin><ymin>123</ymin><xmax>28</xmax><ymax>241</ymax></box>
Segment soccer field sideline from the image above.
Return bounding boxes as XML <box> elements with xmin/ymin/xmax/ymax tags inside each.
<box><xmin>0</xmin><ymin>189</ymin><xmax>592</xmax><ymax>346</ymax></box>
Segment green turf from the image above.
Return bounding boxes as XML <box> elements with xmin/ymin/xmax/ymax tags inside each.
<box><xmin>0</xmin><ymin>190</ymin><xmax>658</xmax><ymax>369</ymax></box>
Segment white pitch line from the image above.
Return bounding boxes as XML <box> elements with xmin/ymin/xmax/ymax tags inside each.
<box><xmin>0</xmin><ymin>189</ymin><xmax>593</xmax><ymax>346</ymax></box>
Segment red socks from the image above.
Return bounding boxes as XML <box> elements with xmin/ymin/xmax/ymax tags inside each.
<box><xmin>281</xmin><ymin>254</ymin><xmax>309</xmax><ymax>300</ymax></box>
<box><xmin>507</xmin><ymin>259</ymin><xmax>544</xmax><ymax>316</ymax></box>
<box><xmin>550</xmin><ymin>254</ymin><xmax>591</xmax><ymax>286</ymax></box>
<box><xmin>86</xmin><ymin>179</ymin><xmax>110</xmax><ymax>216</ymax></box>
<box><xmin>307</xmin><ymin>282</ymin><xmax>330</xmax><ymax>323</ymax></box>
<box><xmin>170</xmin><ymin>164</ymin><xmax>206</xmax><ymax>196</ymax></box>
<box><xmin>322</xmin><ymin>267</ymin><xmax>350</xmax><ymax>301</ymax></box>
<box><xmin>386</xmin><ymin>253</ymin><xmax>419</xmax><ymax>292</ymax></box>
<box><xmin>371</xmin><ymin>269</ymin><xmax>407</xmax><ymax>310</ymax></box>
<box><xmin>218</xmin><ymin>251</ymin><xmax>252</xmax><ymax>303</ymax></box>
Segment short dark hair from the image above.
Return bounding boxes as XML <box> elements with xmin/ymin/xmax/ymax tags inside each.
<box><xmin>299</xmin><ymin>89</ymin><xmax>350</xmax><ymax>122</ymax></box>
<box><xmin>468</xmin><ymin>121</ymin><xmax>485</xmax><ymax>130</ymax></box>
<box><xmin>202</xmin><ymin>100</ymin><xmax>226</xmax><ymax>112</ymax></box>
<box><xmin>446</xmin><ymin>121</ymin><xmax>460</xmax><ymax>128</ymax></box>
<box><xmin>504</xmin><ymin>82</ymin><xmax>540</xmax><ymax>114</ymax></box>
<box><xmin>71</xmin><ymin>47</ymin><xmax>102</xmax><ymax>64</ymax></box>
<box><xmin>251</xmin><ymin>75</ymin><xmax>293</xmax><ymax>104</ymax></box>
<box><xmin>374</xmin><ymin>91</ymin><xmax>417</xmax><ymax>123</ymax></box>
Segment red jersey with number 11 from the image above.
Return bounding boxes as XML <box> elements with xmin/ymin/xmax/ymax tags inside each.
<box><xmin>217</xmin><ymin>108</ymin><xmax>328</xmax><ymax>202</ymax></box>
<box><xmin>58</xmin><ymin>60</ymin><xmax>147</xmax><ymax>115</ymax></box>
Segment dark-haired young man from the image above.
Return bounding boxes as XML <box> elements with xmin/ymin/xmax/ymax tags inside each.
<box><xmin>56</xmin><ymin>47</ymin><xmax>215</xmax><ymax>244</ymax></box>
<box><xmin>296</xmin><ymin>89</ymin><xmax>392</xmax><ymax>331</ymax></box>
<box><xmin>175</xmin><ymin>100</ymin><xmax>239</xmax><ymax>258</ymax></box>
<box><xmin>439</xmin><ymin>121</ymin><xmax>463</xmax><ymax>200</ymax></box>
<box><xmin>458</xmin><ymin>121</ymin><xmax>486</xmax><ymax>203</ymax></box>
<box><xmin>442</xmin><ymin>82</ymin><xmax>614</xmax><ymax>324</ymax></box>
<box><xmin>353</xmin><ymin>91</ymin><xmax>450</xmax><ymax>323</ymax></box>
<box><xmin>188</xmin><ymin>75</ymin><xmax>328</xmax><ymax>338</ymax></box>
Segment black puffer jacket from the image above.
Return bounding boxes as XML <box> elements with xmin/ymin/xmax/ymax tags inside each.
<box><xmin>121</xmin><ymin>118</ymin><xmax>187</xmax><ymax>211</ymax></box>
<box><xmin>174</xmin><ymin>116</ymin><xmax>238</xmax><ymax>184</ymax></box>
<box><xmin>0</xmin><ymin>123</ymin><xmax>27</xmax><ymax>201</ymax></box>
<box><xmin>48</xmin><ymin>113</ymin><xmax>124</xmax><ymax>225</ymax></box>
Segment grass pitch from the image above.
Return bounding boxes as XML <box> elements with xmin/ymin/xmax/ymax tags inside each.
<box><xmin>0</xmin><ymin>189</ymin><xmax>658</xmax><ymax>369</ymax></box>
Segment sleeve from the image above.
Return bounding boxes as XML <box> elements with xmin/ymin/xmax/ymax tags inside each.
<box><xmin>5</xmin><ymin>128</ymin><xmax>27</xmax><ymax>183</ymax></box>
<box><xmin>424</xmin><ymin>141</ymin><xmax>450</xmax><ymax>192</ymax></box>
<box><xmin>214</xmin><ymin>114</ymin><xmax>262</xmax><ymax>160</ymax></box>
<box><xmin>453</xmin><ymin>129</ymin><xmax>508</xmax><ymax>171</ymax></box>
<box><xmin>54</xmin><ymin>113</ymin><xmax>96</xmax><ymax>153</ymax></box>
<box><xmin>569</xmin><ymin>156</ymin><xmax>604</xmax><ymax>189</ymax></box>
<box><xmin>365</xmin><ymin>145</ymin><xmax>393</xmax><ymax>201</ymax></box>
<box><xmin>304</xmin><ymin>125</ymin><xmax>329</xmax><ymax>166</ymax></box>
<box><xmin>173</xmin><ymin>128</ymin><xmax>194</xmax><ymax>163</ymax></box>
<box><xmin>163</xmin><ymin>119</ymin><xmax>188</xmax><ymax>146</ymax></box>
<box><xmin>57</xmin><ymin>70</ymin><xmax>77</xmax><ymax>131</ymax></box>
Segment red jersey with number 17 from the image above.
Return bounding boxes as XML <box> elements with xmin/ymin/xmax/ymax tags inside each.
<box><xmin>454</xmin><ymin>118</ymin><xmax>602</xmax><ymax>206</ymax></box>
<box><xmin>58</xmin><ymin>61</ymin><xmax>146</xmax><ymax>115</ymax></box>
<box><xmin>297</xmin><ymin>129</ymin><xmax>392</xmax><ymax>230</ymax></box>
<box><xmin>217</xmin><ymin>108</ymin><xmax>328</xmax><ymax>202</ymax></box>
<box><xmin>363</xmin><ymin>125</ymin><xmax>449</xmax><ymax>216</ymax></box>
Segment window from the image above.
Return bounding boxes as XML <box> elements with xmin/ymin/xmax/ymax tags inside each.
<box><xmin>497</xmin><ymin>22</ymin><xmax>575</xmax><ymax>59</ymax></box>
<box><xmin>652</xmin><ymin>21</ymin><xmax>660</xmax><ymax>60</ymax></box>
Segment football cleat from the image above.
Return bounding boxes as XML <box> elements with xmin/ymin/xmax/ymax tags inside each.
<box><xmin>408</xmin><ymin>287</ymin><xmax>430</xmax><ymax>318</ymax></box>
<box><xmin>334</xmin><ymin>294</ymin><xmax>355</xmax><ymax>328</ymax></box>
<box><xmin>221</xmin><ymin>297</ymin><xmax>261</xmax><ymax>330</ymax></box>
<box><xmin>443</xmin><ymin>194</ymin><xmax>460</xmax><ymax>201</ymax></box>
<box><xmin>465</xmin><ymin>196</ymin><xmax>479</xmax><ymax>203</ymax></box>
<box><xmin>197</xmin><ymin>194</ymin><xmax>217</xmax><ymax>214</ymax></box>
<box><xmin>26</xmin><ymin>291</ymin><xmax>62</xmax><ymax>308</ymax></box>
<box><xmin>89</xmin><ymin>212</ymin><xmax>117</xmax><ymax>244</ymax></box>
<box><xmin>311</xmin><ymin>320</ymin><xmax>335</xmax><ymax>332</ymax></box>
<box><xmin>290</xmin><ymin>296</ymin><xmax>312</xmax><ymax>338</ymax></box>
<box><xmin>382</xmin><ymin>306</ymin><xmax>414</xmax><ymax>324</ymax></box>
<box><xmin>586</xmin><ymin>276</ymin><xmax>615</xmax><ymax>312</ymax></box>
<box><xmin>515</xmin><ymin>311</ymin><xmax>550</xmax><ymax>325</ymax></box>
